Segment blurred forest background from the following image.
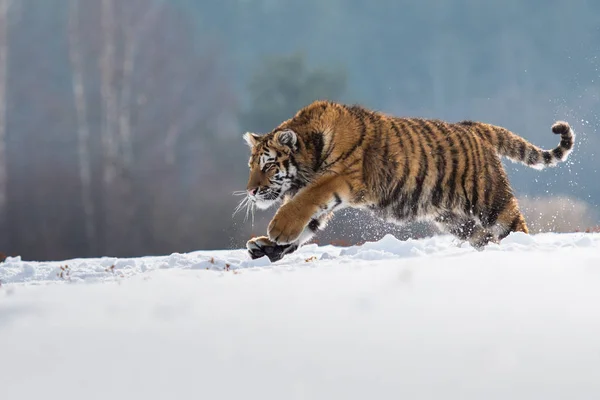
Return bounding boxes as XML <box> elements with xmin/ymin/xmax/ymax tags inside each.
<box><xmin>0</xmin><ymin>0</ymin><xmax>598</xmax><ymax>261</ymax></box>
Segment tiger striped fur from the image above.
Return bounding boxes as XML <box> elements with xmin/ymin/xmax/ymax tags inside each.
<box><xmin>240</xmin><ymin>100</ymin><xmax>575</xmax><ymax>262</ymax></box>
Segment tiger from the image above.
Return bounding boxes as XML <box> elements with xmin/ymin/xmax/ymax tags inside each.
<box><xmin>239</xmin><ymin>100</ymin><xmax>575</xmax><ymax>262</ymax></box>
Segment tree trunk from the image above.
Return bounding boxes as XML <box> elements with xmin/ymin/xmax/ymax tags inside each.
<box><xmin>116</xmin><ymin>3</ymin><xmax>163</xmax><ymax>255</ymax></box>
<box><xmin>119</xmin><ymin>33</ymin><xmax>134</xmax><ymax>169</ymax></box>
<box><xmin>100</xmin><ymin>0</ymin><xmax>119</xmax><ymax>253</ymax></box>
<box><xmin>68</xmin><ymin>0</ymin><xmax>96</xmax><ymax>255</ymax></box>
<box><xmin>0</xmin><ymin>0</ymin><xmax>9</xmax><ymax>250</ymax></box>
<box><xmin>101</xmin><ymin>0</ymin><xmax>118</xmax><ymax>187</ymax></box>
<box><xmin>118</xmin><ymin>2</ymin><xmax>162</xmax><ymax>168</ymax></box>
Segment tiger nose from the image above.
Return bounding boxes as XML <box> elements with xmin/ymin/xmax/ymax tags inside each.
<box><xmin>247</xmin><ymin>187</ymin><xmax>259</xmax><ymax>196</ymax></box>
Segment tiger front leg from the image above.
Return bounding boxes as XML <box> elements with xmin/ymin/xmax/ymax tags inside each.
<box><xmin>247</xmin><ymin>213</ymin><xmax>332</xmax><ymax>262</ymax></box>
<box><xmin>267</xmin><ymin>175</ymin><xmax>348</xmax><ymax>245</ymax></box>
<box><xmin>267</xmin><ymin>201</ymin><xmax>314</xmax><ymax>245</ymax></box>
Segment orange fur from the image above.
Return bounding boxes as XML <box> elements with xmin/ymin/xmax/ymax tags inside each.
<box><xmin>243</xmin><ymin>101</ymin><xmax>574</xmax><ymax>261</ymax></box>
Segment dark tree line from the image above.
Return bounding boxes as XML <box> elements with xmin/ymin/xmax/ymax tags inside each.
<box><xmin>2</xmin><ymin>0</ymin><xmax>247</xmax><ymax>260</ymax></box>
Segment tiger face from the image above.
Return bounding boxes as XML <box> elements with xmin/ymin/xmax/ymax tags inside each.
<box><xmin>243</xmin><ymin>129</ymin><xmax>298</xmax><ymax>210</ymax></box>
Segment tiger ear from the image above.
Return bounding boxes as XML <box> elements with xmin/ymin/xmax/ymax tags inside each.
<box><xmin>243</xmin><ymin>132</ymin><xmax>260</xmax><ymax>147</ymax></box>
<box><xmin>275</xmin><ymin>129</ymin><xmax>297</xmax><ymax>149</ymax></box>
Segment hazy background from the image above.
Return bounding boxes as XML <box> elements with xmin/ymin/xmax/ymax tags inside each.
<box><xmin>0</xmin><ymin>0</ymin><xmax>598</xmax><ymax>261</ymax></box>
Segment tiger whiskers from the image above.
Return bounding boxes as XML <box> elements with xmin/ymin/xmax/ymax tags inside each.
<box><xmin>232</xmin><ymin>195</ymin><xmax>249</xmax><ymax>217</ymax></box>
<box><xmin>245</xmin><ymin>199</ymin><xmax>256</xmax><ymax>226</ymax></box>
<box><xmin>232</xmin><ymin>192</ymin><xmax>256</xmax><ymax>227</ymax></box>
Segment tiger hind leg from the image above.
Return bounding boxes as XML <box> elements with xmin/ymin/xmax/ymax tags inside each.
<box><xmin>493</xmin><ymin>198</ymin><xmax>529</xmax><ymax>241</ymax></box>
<box><xmin>471</xmin><ymin>197</ymin><xmax>529</xmax><ymax>249</ymax></box>
<box><xmin>435</xmin><ymin>212</ymin><xmax>477</xmax><ymax>240</ymax></box>
<box><xmin>435</xmin><ymin>212</ymin><xmax>495</xmax><ymax>251</ymax></box>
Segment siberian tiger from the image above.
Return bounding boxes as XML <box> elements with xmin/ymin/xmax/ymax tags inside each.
<box><xmin>239</xmin><ymin>100</ymin><xmax>575</xmax><ymax>262</ymax></box>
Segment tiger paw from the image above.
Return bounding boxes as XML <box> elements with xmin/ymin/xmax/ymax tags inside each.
<box><xmin>246</xmin><ymin>236</ymin><xmax>298</xmax><ymax>262</ymax></box>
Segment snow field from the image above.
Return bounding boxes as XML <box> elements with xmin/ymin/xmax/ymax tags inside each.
<box><xmin>1</xmin><ymin>232</ymin><xmax>600</xmax><ymax>399</ymax></box>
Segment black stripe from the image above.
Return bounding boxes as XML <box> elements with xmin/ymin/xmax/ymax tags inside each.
<box><xmin>387</xmin><ymin>119</ymin><xmax>412</xmax><ymax>212</ymax></box>
<box><xmin>382</xmin><ymin>126</ymin><xmax>390</xmax><ymax>162</ymax></box>
<box><xmin>509</xmin><ymin>215</ymin><xmax>520</xmax><ymax>232</ymax></box>
<box><xmin>289</xmin><ymin>155</ymin><xmax>308</xmax><ymax>187</ymax></box>
<box><xmin>308</xmin><ymin>219</ymin><xmax>320</xmax><ymax>232</ymax></box>
<box><xmin>407</xmin><ymin>120</ymin><xmax>428</xmax><ymax>216</ymax></box>
<box><xmin>484</xmin><ymin>163</ymin><xmax>494</xmax><ymax>211</ymax></box>
<box><xmin>450</xmin><ymin>124</ymin><xmax>470</xmax><ymax>206</ymax></box>
<box><xmin>390</xmin><ymin>118</ymin><xmax>403</xmax><ymax>140</ymax></box>
<box><xmin>431</xmin><ymin>139</ymin><xmax>446</xmax><ymax>207</ymax></box>
<box><xmin>470</xmin><ymin>144</ymin><xmax>480</xmax><ymax>215</ymax></box>
<box><xmin>380</xmin><ymin>120</ymin><xmax>407</xmax><ymax>208</ymax></box>
<box><xmin>383</xmin><ymin>139</ymin><xmax>398</xmax><ymax>194</ymax></box>
<box><xmin>482</xmin><ymin>150</ymin><xmax>494</xmax><ymax>224</ymax></box>
<box><xmin>419</xmin><ymin>119</ymin><xmax>437</xmax><ymax>152</ymax></box>
<box><xmin>430</xmin><ymin>121</ymin><xmax>449</xmax><ymax>208</ymax></box>
<box><xmin>333</xmin><ymin>192</ymin><xmax>342</xmax><ymax>208</ymax></box>
<box><xmin>345</xmin><ymin>179</ymin><xmax>354</xmax><ymax>193</ymax></box>
<box><xmin>322</xmin><ymin>129</ymin><xmax>336</xmax><ymax>163</ymax></box>
<box><xmin>289</xmin><ymin>155</ymin><xmax>298</xmax><ymax>171</ymax></box>
<box><xmin>560</xmin><ymin>136</ymin><xmax>573</xmax><ymax>149</ymax></box>
<box><xmin>312</xmin><ymin>132</ymin><xmax>324</xmax><ymax>171</ymax></box>
<box><xmin>467</xmin><ymin>130</ymin><xmax>481</xmax><ymax>216</ymax></box>
<box><xmin>381</xmin><ymin>121</ymin><xmax>393</xmax><ymax>191</ymax></box>
<box><xmin>496</xmin><ymin>128</ymin><xmax>505</xmax><ymax>152</ymax></box>
<box><xmin>456</xmin><ymin>124</ymin><xmax>474</xmax><ymax>214</ymax></box>
<box><xmin>542</xmin><ymin>151</ymin><xmax>553</xmax><ymax>164</ymax></box>
<box><xmin>437</xmin><ymin>123</ymin><xmax>458</xmax><ymax>208</ymax></box>
<box><xmin>401</xmin><ymin>118</ymin><xmax>416</xmax><ymax>159</ymax></box>
<box><xmin>526</xmin><ymin>149</ymin><xmax>540</xmax><ymax>165</ymax></box>
<box><xmin>323</xmin><ymin>142</ymin><xmax>335</xmax><ymax>163</ymax></box>
<box><xmin>446</xmin><ymin>148</ymin><xmax>460</xmax><ymax>208</ymax></box>
<box><xmin>518</xmin><ymin>140</ymin><xmax>527</xmax><ymax>161</ymax></box>
<box><xmin>389</xmin><ymin>119</ymin><xmax>405</xmax><ymax>169</ymax></box>
<box><xmin>552</xmin><ymin>147</ymin><xmax>564</xmax><ymax>160</ymax></box>
<box><xmin>323</xmin><ymin>108</ymin><xmax>367</xmax><ymax>168</ymax></box>
<box><xmin>362</xmin><ymin>115</ymin><xmax>389</xmax><ymax>193</ymax></box>
<box><xmin>345</xmin><ymin>158</ymin><xmax>361</xmax><ymax>169</ymax></box>
<box><xmin>417</xmin><ymin>119</ymin><xmax>438</xmax><ymax>204</ymax></box>
<box><xmin>361</xmin><ymin>140</ymin><xmax>373</xmax><ymax>184</ymax></box>
<box><xmin>485</xmin><ymin>188</ymin><xmax>512</xmax><ymax>228</ymax></box>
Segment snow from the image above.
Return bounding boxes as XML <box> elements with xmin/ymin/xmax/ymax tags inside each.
<box><xmin>2</xmin><ymin>232</ymin><xmax>600</xmax><ymax>399</ymax></box>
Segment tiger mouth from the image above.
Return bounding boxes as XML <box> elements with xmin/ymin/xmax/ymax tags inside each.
<box><xmin>251</xmin><ymin>190</ymin><xmax>283</xmax><ymax>209</ymax></box>
<box><xmin>252</xmin><ymin>197</ymin><xmax>279</xmax><ymax>210</ymax></box>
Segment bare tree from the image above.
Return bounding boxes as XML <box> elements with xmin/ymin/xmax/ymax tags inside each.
<box><xmin>0</xmin><ymin>0</ymin><xmax>9</xmax><ymax>248</ymax></box>
<box><xmin>68</xmin><ymin>0</ymin><xmax>96</xmax><ymax>254</ymax></box>
<box><xmin>118</xmin><ymin>1</ymin><xmax>163</xmax><ymax>168</ymax></box>
<box><xmin>99</xmin><ymin>0</ymin><xmax>124</xmax><ymax>254</ymax></box>
<box><xmin>100</xmin><ymin>0</ymin><xmax>118</xmax><ymax>188</ymax></box>
<box><xmin>4</xmin><ymin>0</ymin><xmax>240</xmax><ymax>259</ymax></box>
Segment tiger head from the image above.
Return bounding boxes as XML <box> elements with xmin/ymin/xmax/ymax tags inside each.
<box><xmin>242</xmin><ymin>129</ymin><xmax>299</xmax><ymax>210</ymax></box>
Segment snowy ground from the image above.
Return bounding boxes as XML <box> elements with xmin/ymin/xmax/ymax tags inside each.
<box><xmin>2</xmin><ymin>232</ymin><xmax>600</xmax><ymax>400</ymax></box>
